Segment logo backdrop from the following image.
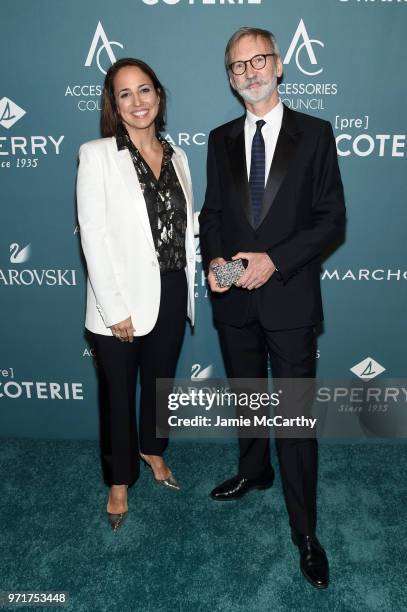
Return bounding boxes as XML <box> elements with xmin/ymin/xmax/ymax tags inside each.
<box><xmin>1</xmin><ymin>0</ymin><xmax>406</xmax><ymax>438</ymax></box>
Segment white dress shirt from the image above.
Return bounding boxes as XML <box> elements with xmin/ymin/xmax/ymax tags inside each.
<box><xmin>244</xmin><ymin>99</ymin><xmax>284</xmax><ymax>184</ymax></box>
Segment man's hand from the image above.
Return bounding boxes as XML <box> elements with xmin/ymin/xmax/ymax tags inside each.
<box><xmin>207</xmin><ymin>257</ymin><xmax>230</xmax><ymax>293</ymax></box>
<box><xmin>232</xmin><ymin>252</ymin><xmax>276</xmax><ymax>290</ymax></box>
<box><xmin>110</xmin><ymin>316</ymin><xmax>135</xmax><ymax>343</ymax></box>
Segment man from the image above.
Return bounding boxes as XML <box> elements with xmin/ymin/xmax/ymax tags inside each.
<box><xmin>199</xmin><ymin>27</ymin><xmax>345</xmax><ymax>589</ymax></box>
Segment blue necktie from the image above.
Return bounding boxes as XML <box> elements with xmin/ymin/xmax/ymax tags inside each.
<box><xmin>249</xmin><ymin>119</ymin><xmax>266</xmax><ymax>227</ymax></box>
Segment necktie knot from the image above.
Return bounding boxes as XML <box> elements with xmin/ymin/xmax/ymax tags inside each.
<box><xmin>256</xmin><ymin>119</ymin><xmax>266</xmax><ymax>131</ymax></box>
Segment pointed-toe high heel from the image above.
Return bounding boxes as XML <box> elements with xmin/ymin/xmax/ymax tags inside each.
<box><xmin>107</xmin><ymin>485</ymin><xmax>129</xmax><ymax>531</ymax></box>
<box><xmin>139</xmin><ymin>453</ymin><xmax>180</xmax><ymax>491</ymax></box>
<box><xmin>107</xmin><ymin>511</ymin><xmax>128</xmax><ymax>531</ymax></box>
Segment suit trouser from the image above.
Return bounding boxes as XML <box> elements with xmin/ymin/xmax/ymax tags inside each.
<box><xmin>216</xmin><ymin>290</ymin><xmax>318</xmax><ymax>536</ymax></box>
<box><xmin>88</xmin><ymin>269</ymin><xmax>187</xmax><ymax>488</ymax></box>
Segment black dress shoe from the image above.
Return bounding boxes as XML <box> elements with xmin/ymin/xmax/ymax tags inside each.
<box><xmin>210</xmin><ymin>469</ymin><xmax>274</xmax><ymax>501</ymax></box>
<box><xmin>291</xmin><ymin>530</ymin><xmax>329</xmax><ymax>589</ymax></box>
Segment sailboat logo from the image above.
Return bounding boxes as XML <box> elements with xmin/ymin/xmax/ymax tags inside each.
<box><xmin>350</xmin><ymin>357</ymin><xmax>386</xmax><ymax>381</ymax></box>
<box><xmin>0</xmin><ymin>97</ymin><xmax>26</xmax><ymax>129</ymax></box>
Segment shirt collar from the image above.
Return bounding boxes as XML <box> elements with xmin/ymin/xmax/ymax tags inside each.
<box><xmin>115</xmin><ymin>122</ymin><xmax>173</xmax><ymax>158</ymax></box>
<box><xmin>246</xmin><ymin>99</ymin><xmax>283</xmax><ymax>129</ymax></box>
<box><xmin>116</xmin><ymin>122</ymin><xmax>131</xmax><ymax>151</ymax></box>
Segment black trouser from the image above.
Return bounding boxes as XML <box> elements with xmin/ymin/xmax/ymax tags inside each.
<box><xmin>88</xmin><ymin>269</ymin><xmax>187</xmax><ymax>488</ymax></box>
<box><xmin>217</xmin><ymin>291</ymin><xmax>318</xmax><ymax>536</ymax></box>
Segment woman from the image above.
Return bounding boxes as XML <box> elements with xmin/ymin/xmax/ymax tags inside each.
<box><xmin>76</xmin><ymin>58</ymin><xmax>195</xmax><ymax>530</ymax></box>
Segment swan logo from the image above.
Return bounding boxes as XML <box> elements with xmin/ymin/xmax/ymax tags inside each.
<box><xmin>350</xmin><ymin>357</ymin><xmax>386</xmax><ymax>381</ymax></box>
<box><xmin>191</xmin><ymin>363</ymin><xmax>213</xmax><ymax>379</ymax></box>
<box><xmin>0</xmin><ymin>97</ymin><xmax>26</xmax><ymax>129</ymax></box>
<box><xmin>1</xmin><ymin>243</ymin><xmax>77</xmax><ymax>287</ymax></box>
<box><xmin>84</xmin><ymin>21</ymin><xmax>124</xmax><ymax>75</ymax></box>
<box><xmin>9</xmin><ymin>243</ymin><xmax>31</xmax><ymax>264</ymax></box>
<box><xmin>283</xmin><ymin>19</ymin><xmax>324</xmax><ymax>76</ymax></box>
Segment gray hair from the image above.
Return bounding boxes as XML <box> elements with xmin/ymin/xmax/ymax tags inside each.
<box><xmin>225</xmin><ymin>27</ymin><xmax>281</xmax><ymax>71</ymax></box>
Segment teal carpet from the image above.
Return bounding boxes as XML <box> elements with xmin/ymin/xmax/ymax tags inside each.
<box><xmin>0</xmin><ymin>439</ymin><xmax>406</xmax><ymax>612</ymax></box>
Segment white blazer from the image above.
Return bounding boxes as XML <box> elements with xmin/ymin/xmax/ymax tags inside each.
<box><xmin>76</xmin><ymin>136</ymin><xmax>196</xmax><ymax>336</ymax></box>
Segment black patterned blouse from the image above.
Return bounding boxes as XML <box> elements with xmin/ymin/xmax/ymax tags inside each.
<box><xmin>116</xmin><ymin>124</ymin><xmax>187</xmax><ymax>273</ymax></box>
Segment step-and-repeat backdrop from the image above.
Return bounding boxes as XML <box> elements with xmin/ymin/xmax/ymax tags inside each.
<box><xmin>1</xmin><ymin>0</ymin><xmax>406</xmax><ymax>438</ymax></box>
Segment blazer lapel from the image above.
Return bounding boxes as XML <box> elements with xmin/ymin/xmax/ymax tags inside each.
<box><xmin>171</xmin><ymin>149</ymin><xmax>194</xmax><ymax>242</ymax></box>
<box><xmin>257</xmin><ymin>105</ymin><xmax>302</xmax><ymax>228</ymax></box>
<box><xmin>110</xmin><ymin>137</ymin><xmax>155</xmax><ymax>252</ymax></box>
<box><xmin>171</xmin><ymin>149</ymin><xmax>192</xmax><ymax>211</ymax></box>
<box><xmin>225</xmin><ymin>116</ymin><xmax>253</xmax><ymax>227</ymax></box>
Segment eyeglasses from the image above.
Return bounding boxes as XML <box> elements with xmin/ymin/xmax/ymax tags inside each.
<box><xmin>229</xmin><ymin>53</ymin><xmax>276</xmax><ymax>76</ymax></box>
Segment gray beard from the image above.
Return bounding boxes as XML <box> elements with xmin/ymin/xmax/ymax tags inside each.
<box><xmin>238</xmin><ymin>76</ymin><xmax>277</xmax><ymax>105</ymax></box>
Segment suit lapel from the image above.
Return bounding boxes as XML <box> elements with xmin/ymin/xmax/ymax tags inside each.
<box><xmin>110</xmin><ymin>137</ymin><xmax>155</xmax><ymax>251</ymax></box>
<box><xmin>257</xmin><ymin>105</ymin><xmax>302</xmax><ymax>228</ymax></box>
<box><xmin>226</xmin><ymin>106</ymin><xmax>302</xmax><ymax>230</ymax></box>
<box><xmin>225</xmin><ymin>116</ymin><xmax>253</xmax><ymax>227</ymax></box>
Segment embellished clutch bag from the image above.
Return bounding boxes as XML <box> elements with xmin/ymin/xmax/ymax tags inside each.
<box><xmin>211</xmin><ymin>259</ymin><xmax>246</xmax><ymax>288</ymax></box>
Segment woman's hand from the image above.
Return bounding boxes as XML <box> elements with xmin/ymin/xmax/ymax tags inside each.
<box><xmin>110</xmin><ymin>317</ymin><xmax>135</xmax><ymax>343</ymax></box>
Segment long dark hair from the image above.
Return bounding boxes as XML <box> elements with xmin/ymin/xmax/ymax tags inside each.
<box><xmin>101</xmin><ymin>57</ymin><xmax>167</xmax><ymax>137</ymax></box>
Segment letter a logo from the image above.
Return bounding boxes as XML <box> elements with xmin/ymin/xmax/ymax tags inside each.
<box><xmin>84</xmin><ymin>21</ymin><xmax>124</xmax><ymax>75</ymax></box>
<box><xmin>283</xmin><ymin>19</ymin><xmax>324</xmax><ymax>76</ymax></box>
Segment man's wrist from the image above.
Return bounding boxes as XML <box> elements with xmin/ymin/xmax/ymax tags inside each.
<box><xmin>265</xmin><ymin>251</ymin><xmax>277</xmax><ymax>270</ymax></box>
<box><xmin>266</xmin><ymin>250</ymin><xmax>283</xmax><ymax>280</ymax></box>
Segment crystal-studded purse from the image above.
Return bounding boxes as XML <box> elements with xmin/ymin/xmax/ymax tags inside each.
<box><xmin>211</xmin><ymin>259</ymin><xmax>246</xmax><ymax>288</ymax></box>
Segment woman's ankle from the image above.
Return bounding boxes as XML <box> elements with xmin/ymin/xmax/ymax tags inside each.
<box><xmin>110</xmin><ymin>484</ymin><xmax>128</xmax><ymax>497</ymax></box>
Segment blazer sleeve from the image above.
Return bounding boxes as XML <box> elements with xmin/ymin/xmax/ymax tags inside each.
<box><xmin>76</xmin><ymin>143</ymin><xmax>130</xmax><ymax>327</ymax></box>
<box><xmin>267</xmin><ymin>122</ymin><xmax>346</xmax><ymax>283</ymax></box>
<box><xmin>198</xmin><ymin>131</ymin><xmax>224</xmax><ymax>273</ymax></box>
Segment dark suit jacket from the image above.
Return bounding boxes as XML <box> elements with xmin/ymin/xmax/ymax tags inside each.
<box><xmin>199</xmin><ymin>105</ymin><xmax>346</xmax><ymax>330</ymax></box>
